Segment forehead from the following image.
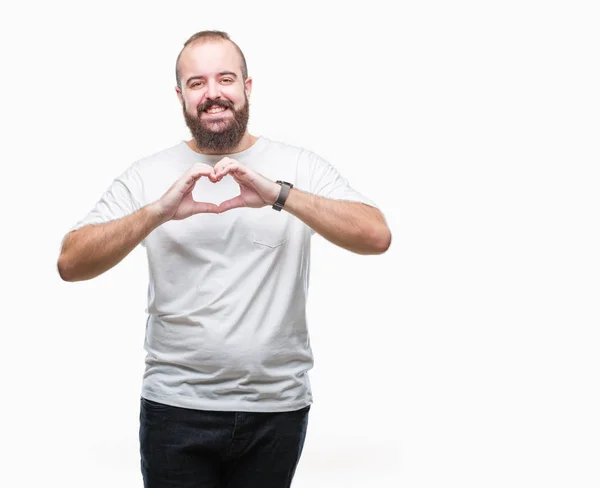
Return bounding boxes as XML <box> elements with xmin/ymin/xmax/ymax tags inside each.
<box><xmin>179</xmin><ymin>40</ymin><xmax>243</xmax><ymax>80</ymax></box>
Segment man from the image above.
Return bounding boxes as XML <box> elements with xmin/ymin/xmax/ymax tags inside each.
<box><xmin>58</xmin><ymin>30</ymin><xmax>391</xmax><ymax>488</ymax></box>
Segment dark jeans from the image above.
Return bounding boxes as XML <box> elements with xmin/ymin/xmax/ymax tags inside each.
<box><xmin>139</xmin><ymin>397</ymin><xmax>310</xmax><ymax>488</ymax></box>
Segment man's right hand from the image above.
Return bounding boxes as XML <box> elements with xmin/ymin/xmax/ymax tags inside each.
<box><xmin>152</xmin><ymin>163</ymin><xmax>220</xmax><ymax>222</ymax></box>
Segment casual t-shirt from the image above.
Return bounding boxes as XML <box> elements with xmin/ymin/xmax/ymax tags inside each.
<box><xmin>69</xmin><ymin>136</ymin><xmax>378</xmax><ymax>412</ymax></box>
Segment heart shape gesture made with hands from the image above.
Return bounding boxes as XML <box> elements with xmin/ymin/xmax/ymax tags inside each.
<box><xmin>152</xmin><ymin>159</ymin><xmax>281</xmax><ymax>222</ymax></box>
<box><xmin>212</xmin><ymin>157</ymin><xmax>281</xmax><ymax>213</ymax></box>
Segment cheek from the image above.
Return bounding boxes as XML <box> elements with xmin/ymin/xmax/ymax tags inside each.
<box><xmin>233</xmin><ymin>95</ymin><xmax>248</xmax><ymax>110</ymax></box>
<box><xmin>222</xmin><ymin>87</ymin><xmax>245</xmax><ymax>106</ymax></box>
<box><xmin>182</xmin><ymin>94</ymin><xmax>201</xmax><ymax>112</ymax></box>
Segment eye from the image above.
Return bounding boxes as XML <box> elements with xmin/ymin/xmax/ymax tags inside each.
<box><xmin>190</xmin><ymin>81</ymin><xmax>204</xmax><ymax>88</ymax></box>
<box><xmin>221</xmin><ymin>78</ymin><xmax>234</xmax><ymax>84</ymax></box>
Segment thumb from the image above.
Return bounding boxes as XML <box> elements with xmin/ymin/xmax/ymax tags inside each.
<box><xmin>218</xmin><ymin>195</ymin><xmax>246</xmax><ymax>213</ymax></box>
<box><xmin>193</xmin><ymin>201</ymin><xmax>220</xmax><ymax>215</ymax></box>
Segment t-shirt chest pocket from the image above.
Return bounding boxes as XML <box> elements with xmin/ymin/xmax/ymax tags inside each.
<box><xmin>247</xmin><ymin>208</ymin><xmax>290</xmax><ymax>249</ymax></box>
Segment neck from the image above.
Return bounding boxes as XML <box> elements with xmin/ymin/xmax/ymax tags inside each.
<box><xmin>186</xmin><ymin>132</ymin><xmax>258</xmax><ymax>155</ymax></box>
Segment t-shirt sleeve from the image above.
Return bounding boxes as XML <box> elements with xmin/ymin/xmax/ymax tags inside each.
<box><xmin>66</xmin><ymin>165</ymin><xmax>145</xmax><ymax>241</ymax></box>
<box><xmin>307</xmin><ymin>150</ymin><xmax>378</xmax><ymax>206</ymax></box>
<box><xmin>305</xmin><ymin>150</ymin><xmax>379</xmax><ymax>235</ymax></box>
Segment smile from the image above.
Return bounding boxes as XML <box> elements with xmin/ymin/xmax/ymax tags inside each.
<box><xmin>204</xmin><ymin>106</ymin><xmax>229</xmax><ymax>114</ymax></box>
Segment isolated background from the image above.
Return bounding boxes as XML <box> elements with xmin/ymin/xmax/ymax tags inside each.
<box><xmin>1</xmin><ymin>1</ymin><xmax>599</xmax><ymax>487</ymax></box>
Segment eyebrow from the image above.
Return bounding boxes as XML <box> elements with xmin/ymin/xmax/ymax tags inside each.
<box><xmin>186</xmin><ymin>72</ymin><xmax>238</xmax><ymax>84</ymax></box>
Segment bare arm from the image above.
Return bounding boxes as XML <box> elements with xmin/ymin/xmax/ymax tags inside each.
<box><xmin>57</xmin><ymin>204</ymin><xmax>165</xmax><ymax>282</ymax></box>
<box><xmin>283</xmin><ymin>188</ymin><xmax>392</xmax><ymax>255</ymax></box>
<box><xmin>58</xmin><ymin>162</ymin><xmax>220</xmax><ymax>282</ymax></box>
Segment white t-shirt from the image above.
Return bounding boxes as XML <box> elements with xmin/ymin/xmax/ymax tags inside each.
<box><xmin>70</xmin><ymin>136</ymin><xmax>378</xmax><ymax>412</ymax></box>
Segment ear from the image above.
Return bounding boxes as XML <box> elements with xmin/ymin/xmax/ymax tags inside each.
<box><xmin>244</xmin><ymin>76</ymin><xmax>253</xmax><ymax>99</ymax></box>
<box><xmin>175</xmin><ymin>86</ymin><xmax>184</xmax><ymax>106</ymax></box>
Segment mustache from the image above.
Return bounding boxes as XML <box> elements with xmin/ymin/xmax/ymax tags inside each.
<box><xmin>197</xmin><ymin>99</ymin><xmax>234</xmax><ymax>113</ymax></box>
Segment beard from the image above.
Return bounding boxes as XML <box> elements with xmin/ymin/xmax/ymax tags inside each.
<box><xmin>183</xmin><ymin>94</ymin><xmax>250</xmax><ymax>154</ymax></box>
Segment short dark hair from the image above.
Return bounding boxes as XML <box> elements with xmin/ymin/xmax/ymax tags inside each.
<box><xmin>175</xmin><ymin>30</ymin><xmax>248</xmax><ymax>88</ymax></box>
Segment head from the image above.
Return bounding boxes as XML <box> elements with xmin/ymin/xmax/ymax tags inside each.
<box><xmin>175</xmin><ymin>31</ymin><xmax>252</xmax><ymax>154</ymax></box>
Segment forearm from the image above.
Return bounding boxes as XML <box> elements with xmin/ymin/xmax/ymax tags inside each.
<box><xmin>282</xmin><ymin>188</ymin><xmax>391</xmax><ymax>255</ymax></box>
<box><xmin>58</xmin><ymin>204</ymin><xmax>165</xmax><ymax>282</ymax></box>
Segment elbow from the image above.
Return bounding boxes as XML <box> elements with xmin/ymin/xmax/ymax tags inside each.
<box><xmin>365</xmin><ymin>208</ymin><xmax>391</xmax><ymax>255</ymax></box>
<box><xmin>57</xmin><ymin>255</ymin><xmax>74</xmax><ymax>282</ymax></box>
<box><xmin>362</xmin><ymin>226</ymin><xmax>391</xmax><ymax>255</ymax></box>
<box><xmin>57</xmin><ymin>231</ymin><xmax>81</xmax><ymax>282</ymax></box>
<box><xmin>374</xmin><ymin>227</ymin><xmax>392</xmax><ymax>254</ymax></box>
<box><xmin>57</xmin><ymin>246</ymin><xmax>81</xmax><ymax>282</ymax></box>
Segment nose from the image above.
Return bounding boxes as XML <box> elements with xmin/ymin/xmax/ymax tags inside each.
<box><xmin>205</xmin><ymin>79</ymin><xmax>221</xmax><ymax>101</ymax></box>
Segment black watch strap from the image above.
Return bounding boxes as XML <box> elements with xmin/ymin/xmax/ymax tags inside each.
<box><xmin>272</xmin><ymin>181</ymin><xmax>294</xmax><ymax>211</ymax></box>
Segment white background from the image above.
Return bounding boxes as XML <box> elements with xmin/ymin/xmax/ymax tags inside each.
<box><xmin>1</xmin><ymin>1</ymin><xmax>599</xmax><ymax>487</ymax></box>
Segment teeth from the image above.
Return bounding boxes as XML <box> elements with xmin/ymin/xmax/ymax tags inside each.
<box><xmin>206</xmin><ymin>106</ymin><xmax>226</xmax><ymax>114</ymax></box>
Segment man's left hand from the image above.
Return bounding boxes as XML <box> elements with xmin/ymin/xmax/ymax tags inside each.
<box><xmin>213</xmin><ymin>158</ymin><xmax>280</xmax><ymax>212</ymax></box>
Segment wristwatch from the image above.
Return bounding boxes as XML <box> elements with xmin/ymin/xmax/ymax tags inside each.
<box><xmin>272</xmin><ymin>181</ymin><xmax>294</xmax><ymax>211</ymax></box>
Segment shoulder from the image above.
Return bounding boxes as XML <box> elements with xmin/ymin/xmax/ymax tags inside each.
<box><xmin>111</xmin><ymin>142</ymin><xmax>193</xmax><ymax>188</ymax></box>
<box><xmin>259</xmin><ymin>136</ymin><xmax>322</xmax><ymax>163</ymax></box>
<box><xmin>131</xmin><ymin>141</ymin><xmax>189</xmax><ymax>172</ymax></box>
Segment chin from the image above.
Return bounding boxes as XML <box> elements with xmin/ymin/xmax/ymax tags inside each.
<box><xmin>202</xmin><ymin>120</ymin><xmax>233</xmax><ymax>132</ymax></box>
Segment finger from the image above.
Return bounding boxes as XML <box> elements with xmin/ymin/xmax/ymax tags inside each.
<box><xmin>215</xmin><ymin>165</ymin><xmax>231</xmax><ymax>180</ymax></box>
<box><xmin>193</xmin><ymin>201</ymin><xmax>220</xmax><ymax>214</ymax></box>
<box><xmin>218</xmin><ymin>195</ymin><xmax>246</xmax><ymax>212</ymax></box>
<box><xmin>216</xmin><ymin>160</ymin><xmax>239</xmax><ymax>179</ymax></box>
<box><xmin>179</xmin><ymin>174</ymin><xmax>204</xmax><ymax>195</ymax></box>
<box><xmin>218</xmin><ymin>165</ymin><xmax>245</xmax><ymax>183</ymax></box>
<box><xmin>189</xmin><ymin>162</ymin><xmax>216</xmax><ymax>180</ymax></box>
<box><xmin>207</xmin><ymin>169</ymin><xmax>219</xmax><ymax>183</ymax></box>
<box><xmin>213</xmin><ymin>158</ymin><xmax>230</xmax><ymax>175</ymax></box>
<box><xmin>181</xmin><ymin>164</ymin><xmax>216</xmax><ymax>191</ymax></box>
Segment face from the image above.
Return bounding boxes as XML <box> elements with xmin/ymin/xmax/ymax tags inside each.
<box><xmin>176</xmin><ymin>40</ymin><xmax>252</xmax><ymax>153</ymax></box>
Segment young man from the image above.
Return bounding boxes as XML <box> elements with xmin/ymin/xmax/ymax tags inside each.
<box><xmin>58</xmin><ymin>30</ymin><xmax>391</xmax><ymax>488</ymax></box>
